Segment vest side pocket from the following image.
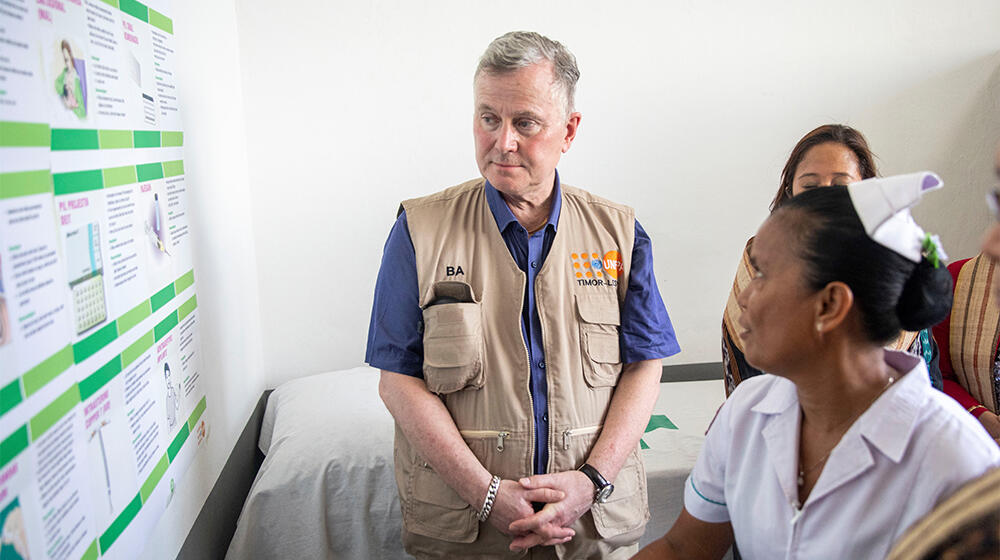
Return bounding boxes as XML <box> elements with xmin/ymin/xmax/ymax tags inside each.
<box><xmin>576</xmin><ymin>295</ymin><xmax>623</xmax><ymax>387</ymax></box>
<box><xmin>589</xmin><ymin>449</ymin><xmax>649</xmax><ymax>546</ymax></box>
<box><xmin>422</xmin><ymin>301</ymin><xmax>484</xmax><ymax>394</ymax></box>
<box><xmin>403</xmin><ymin>463</ymin><xmax>479</xmax><ymax>543</ymax></box>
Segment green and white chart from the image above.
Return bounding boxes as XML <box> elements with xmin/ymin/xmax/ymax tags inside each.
<box><xmin>0</xmin><ymin>1</ymin><xmax>206</xmax><ymax>559</ymax></box>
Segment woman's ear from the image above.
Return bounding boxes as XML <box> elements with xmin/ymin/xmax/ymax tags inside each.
<box><xmin>814</xmin><ymin>281</ymin><xmax>853</xmax><ymax>335</ymax></box>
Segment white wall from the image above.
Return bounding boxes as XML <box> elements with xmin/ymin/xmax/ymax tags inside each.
<box><xmin>140</xmin><ymin>0</ymin><xmax>265</xmax><ymax>558</ymax></box>
<box><xmin>232</xmin><ymin>0</ymin><xmax>1000</xmax><ymax>386</ymax></box>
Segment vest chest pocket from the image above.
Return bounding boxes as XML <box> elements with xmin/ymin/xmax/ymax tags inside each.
<box><xmin>577</xmin><ymin>294</ymin><xmax>623</xmax><ymax>387</ymax></box>
<box><xmin>422</xmin><ymin>296</ymin><xmax>484</xmax><ymax>394</ymax></box>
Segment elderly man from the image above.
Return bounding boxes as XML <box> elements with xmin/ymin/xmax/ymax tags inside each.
<box><xmin>366</xmin><ymin>31</ymin><xmax>680</xmax><ymax>559</ymax></box>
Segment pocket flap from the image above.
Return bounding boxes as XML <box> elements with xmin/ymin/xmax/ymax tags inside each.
<box><xmin>423</xmin><ymin>337</ymin><xmax>481</xmax><ymax>369</ymax></box>
<box><xmin>576</xmin><ymin>294</ymin><xmax>621</xmax><ymax>325</ymax></box>
<box><xmin>585</xmin><ymin>331</ymin><xmax>621</xmax><ymax>365</ymax></box>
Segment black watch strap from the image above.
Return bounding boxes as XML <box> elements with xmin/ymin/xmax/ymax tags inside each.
<box><xmin>579</xmin><ymin>463</ymin><xmax>609</xmax><ymax>490</ymax></box>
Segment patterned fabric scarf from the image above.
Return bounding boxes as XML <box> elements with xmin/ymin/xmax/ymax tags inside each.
<box><xmin>949</xmin><ymin>255</ymin><xmax>1000</xmax><ymax>414</ymax></box>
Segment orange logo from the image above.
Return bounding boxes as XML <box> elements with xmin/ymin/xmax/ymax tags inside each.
<box><xmin>570</xmin><ymin>250</ymin><xmax>623</xmax><ymax>283</ymax></box>
<box><xmin>602</xmin><ymin>251</ymin><xmax>623</xmax><ymax>279</ymax></box>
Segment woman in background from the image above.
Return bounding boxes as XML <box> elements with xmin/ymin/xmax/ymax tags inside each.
<box><xmin>722</xmin><ymin>124</ymin><xmax>942</xmax><ymax>394</ymax></box>
<box><xmin>636</xmin><ymin>176</ymin><xmax>999</xmax><ymax>559</ymax></box>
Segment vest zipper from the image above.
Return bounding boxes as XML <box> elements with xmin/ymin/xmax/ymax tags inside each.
<box><xmin>562</xmin><ymin>425</ymin><xmax>602</xmax><ymax>450</ymax></box>
<box><xmin>459</xmin><ymin>429</ymin><xmax>511</xmax><ymax>453</ymax></box>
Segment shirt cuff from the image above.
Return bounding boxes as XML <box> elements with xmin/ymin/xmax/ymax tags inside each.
<box><xmin>683</xmin><ymin>474</ymin><xmax>730</xmax><ymax>523</ymax></box>
<box><xmin>365</xmin><ymin>358</ymin><xmax>424</xmax><ymax>378</ymax></box>
<box><xmin>623</xmin><ymin>341</ymin><xmax>681</xmax><ymax>364</ymax></box>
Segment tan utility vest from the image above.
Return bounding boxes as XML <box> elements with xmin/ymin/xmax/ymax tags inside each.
<box><xmin>394</xmin><ymin>178</ymin><xmax>650</xmax><ymax>559</ymax></box>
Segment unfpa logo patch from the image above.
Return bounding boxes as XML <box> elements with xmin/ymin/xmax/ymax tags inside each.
<box><xmin>570</xmin><ymin>251</ymin><xmax>623</xmax><ymax>287</ymax></box>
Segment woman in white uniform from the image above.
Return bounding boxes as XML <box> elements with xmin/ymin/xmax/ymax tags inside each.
<box><xmin>635</xmin><ymin>174</ymin><xmax>1000</xmax><ymax>559</ymax></box>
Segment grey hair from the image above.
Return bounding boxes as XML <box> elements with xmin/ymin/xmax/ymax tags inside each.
<box><xmin>476</xmin><ymin>31</ymin><xmax>580</xmax><ymax>116</ymax></box>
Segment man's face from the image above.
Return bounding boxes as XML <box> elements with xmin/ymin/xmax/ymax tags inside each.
<box><xmin>473</xmin><ymin>62</ymin><xmax>580</xmax><ymax>201</ymax></box>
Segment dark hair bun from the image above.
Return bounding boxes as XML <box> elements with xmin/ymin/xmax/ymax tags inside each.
<box><xmin>896</xmin><ymin>259</ymin><xmax>954</xmax><ymax>331</ymax></box>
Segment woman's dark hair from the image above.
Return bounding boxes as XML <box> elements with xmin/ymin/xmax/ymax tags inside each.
<box><xmin>775</xmin><ymin>186</ymin><xmax>952</xmax><ymax>344</ymax></box>
<box><xmin>770</xmin><ymin>124</ymin><xmax>879</xmax><ymax>212</ymax></box>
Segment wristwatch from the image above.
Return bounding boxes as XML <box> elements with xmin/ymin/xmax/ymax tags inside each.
<box><xmin>579</xmin><ymin>463</ymin><xmax>614</xmax><ymax>503</ymax></box>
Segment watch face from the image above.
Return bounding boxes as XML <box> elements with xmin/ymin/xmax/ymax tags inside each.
<box><xmin>595</xmin><ymin>484</ymin><xmax>614</xmax><ymax>503</ymax></box>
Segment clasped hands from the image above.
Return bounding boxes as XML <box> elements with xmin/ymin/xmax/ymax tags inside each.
<box><xmin>486</xmin><ymin>470</ymin><xmax>595</xmax><ymax>552</ymax></box>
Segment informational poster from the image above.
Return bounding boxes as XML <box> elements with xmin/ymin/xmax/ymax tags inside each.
<box><xmin>0</xmin><ymin>1</ymin><xmax>207</xmax><ymax>558</ymax></box>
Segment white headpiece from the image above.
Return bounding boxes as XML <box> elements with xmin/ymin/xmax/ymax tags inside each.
<box><xmin>847</xmin><ymin>172</ymin><xmax>946</xmax><ymax>264</ymax></box>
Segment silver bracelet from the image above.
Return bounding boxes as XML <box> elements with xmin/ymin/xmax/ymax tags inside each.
<box><xmin>477</xmin><ymin>475</ymin><xmax>501</xmax><ymax>522</ymax></box>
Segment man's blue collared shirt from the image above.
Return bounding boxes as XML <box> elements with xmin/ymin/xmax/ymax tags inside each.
<box><xmin>366</xmin><ymin>173</ymin><xmax>680</xmax><ymax>474</ymax></box>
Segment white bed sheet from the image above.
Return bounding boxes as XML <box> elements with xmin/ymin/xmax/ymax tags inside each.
<box><xmin>226</xmin><ymin>367</ymin><xmax>726</xmax><ymax>559</ymax></box>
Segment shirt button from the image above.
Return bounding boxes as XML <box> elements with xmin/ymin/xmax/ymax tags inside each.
<box><xmin>530</xmin><ymin>260</ymin><xmax>537</xmax><ymax>269</ymax></box>
<box><xmin>538</xmin><ymin>360</ymin><xmax>545</xmax><ymax>369</ymax></box>
<box><xmin>542</xmin><ymin>413</ymin><xmax>548</xmax><ymax>422</ymax></box>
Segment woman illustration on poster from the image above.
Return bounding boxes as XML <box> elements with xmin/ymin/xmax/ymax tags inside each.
<box><xmin>55</xmin><ymin>39</ymin><xmax>86</xmax><ymax>119</ymax></box>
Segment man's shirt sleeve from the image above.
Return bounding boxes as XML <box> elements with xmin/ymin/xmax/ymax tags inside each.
<box><xmin>365</xmin><ymin>211</ymin><xmax>424</xmax><ymax>377</ymax></box>
<box><xmin>620</xmin><ymin>220</ymin><xmax>682</xmax><ymax>364</ymax></box>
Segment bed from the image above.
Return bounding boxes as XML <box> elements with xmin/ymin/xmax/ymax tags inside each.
<box><xmin>226</xmin><ymin>366</ymin><xmax>726</xmax><ymax>559</ymax></box>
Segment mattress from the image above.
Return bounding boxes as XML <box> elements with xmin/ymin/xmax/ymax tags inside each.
<box><xmin>226</xmin><ymin>366</ymin><xmax>726</xmax><ymax>559</ymax></box>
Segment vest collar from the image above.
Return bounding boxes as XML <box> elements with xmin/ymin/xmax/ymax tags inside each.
<box><xmin>484</xmin><ymin>171</ymin><xmax>562</xmax><ymax>234</ymax></box>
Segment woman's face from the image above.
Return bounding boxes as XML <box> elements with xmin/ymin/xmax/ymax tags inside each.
<box><xmin>737</xmin><ymin>216</ymin><xmax>820</xmax><ymax>373</ymax></box>
<box><xmin>62</xmin><ymin>47</ymin><xmax>73</xmax><ymax>70</ymax></box>
<box><xmin>790</xmin><ymin>142</ymin><xmax>861</xmax><ymax>197</ymax></box>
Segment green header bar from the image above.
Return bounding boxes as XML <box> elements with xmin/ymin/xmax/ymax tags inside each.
<box><xmin>0</xmin><ymin>121</ymin><xmax>49</xmax><ymax>147</ymax></box>
<box><xmin>103</xmin><ymin>165</ymin><xmax>138</xmax><ymax>188</ymax></box>
<box><xmin>79</xmin><ymin>355</ymin><xmax>123</xmax><ymax>402</ymax></box>
<box><xmin>119</xmin><ymin>0</ymin><xmax>148</xmax><ymax>22</ymax></box>
<box><xmin>29</xmin><ymin>385</ymin><xmax>80</xmax><ymax>441</ymax></box>
<box><xmin>99</xmin><ymin>493</ymin><xmax>142</xmax><ymax>553</ymax></box>
<box><xmin>148</xmin><ymin>7</ymin><xmax>173</xmax><ymax>34</ymax></box>
<box><xmin>53</xmin><ymin>169</ymin><xmax>104</xmax><ymax>195</ymax></box>
<box><xmin>151</xmin><ymin>283</ymin><xmax>176</xmax><ymax>312</ymax></box>
<box><xmin>0</xmin><ymin>380</ymin><xmax>23</xmax><ymax>417</ymax></box>
<box><xmin>116</xmin><ymin>299</ymin><xmax>151</xmax><ymax>335</ymax></box>
<box><xmin>167</xmin><ymin>423</ymin><xmax>189</xmax><ymax>461</ymax></box>
<box><xmin>22</xmin><ymin>345</ymin><xmax>73</xmax><ymax>397</ymax></box>
<box><xmin>140</xmin><ymin>454</ymin><xmax>169</xmax><ymax>503</ymax></box>
<box><xmin>175</xmin><ymin>270</ymin><xmax>195</xmax><ymax>293</ymax></box>
<box><xmin>162</xmin><ymin>160</ymin><xmax>184</xmax><ymax>177</ymax></box>
<box><xmin>0</xmin><ymin>425</ymin><xmax>29</xmax><ymax>469</ymax></box>
<box><xmin>187</xmin><ymin>396</ymin><xmax>207</xmax><ymax>431</ymax></box>
<box><xmin>51</xmin><ymin>128</ymin><xmax>100</xmax><ymax>151</ymax></box>
<box><xmin>53</xmin><ymin>128</ymin><xmax>178</xmax><ymax>149</ymax></box>
<box><xmin>154</xmin><ymin>311</ymin><xmax>179</xmax><ymax>342</ymax></box>
<box><xmin>73</xmin><ymin>321</ymin><xmax>119</xmax><ymax>364</ymax></box>
<box><xmin>136</xmin><ymin>162</ymin><xmax>164</xmax><ymax>182</ymax></box>
<box><xmin>98</xmin><ymin>129</ymin><xmax>133</xmax><ymax>149</ymax></box>
<box><xmin>178</xmin><ymin>295</ymin><xmax>198</xmax><ymax>321</ymax></box>
<box><xmin>0</xmin><ymin>170</ymin><xmax>52</xmax><ymax>199</ymax></box>
<box><xmin>98</xmin><ymin>0</ymin><xmax>118</xmax><ymax>8</ymax></box>
<box><xmin>121</xmin><ymin>330</ymin><xmax>155</xmax><ymax>369</ymax></box>
<box><xmin>161</xmin><ymin>131</ymin><xmax>183</xmax><ymax>147</ymax></box>
<box><xmin>133</xmin><ymin>130</ymin><xmax>161</xmax><ymax>148</ymax></box>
